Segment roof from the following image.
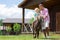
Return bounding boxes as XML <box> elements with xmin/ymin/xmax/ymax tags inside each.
<box><xmin>18</xmin><ymin>0</ymin><xmax>45</xmax><ymax>9</ymax></box>
<box><xmin>18</xmin><ymin>0</ymin><xmax>60</xmax><ymax>9</ymax></box>
<box><xmin>2</xmin><ymin>18</ymin><xmax>31</xmax><ymax>24</ymax></box>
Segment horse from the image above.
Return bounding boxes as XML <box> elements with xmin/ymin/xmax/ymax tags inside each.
<box><xmin>33</xmin><ymin>17</ymin><xmax>44</xmax><ymax>38</ymax></box>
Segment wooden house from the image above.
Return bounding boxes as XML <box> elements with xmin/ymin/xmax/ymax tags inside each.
<box><xmin>2</xmin><ymin>18</ymin><xmax>31</xmax><ymax>32</ymax></box>
<box><xmin>18</xmin><ymin>0</ymin><xmax>60</xmax><ymax>33</ymax></box>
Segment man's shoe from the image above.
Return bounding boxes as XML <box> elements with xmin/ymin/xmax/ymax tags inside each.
<box><xmin>47</xmin><ymin>36</ymin><xmax>50</xmax><ymax>39</ymax></box>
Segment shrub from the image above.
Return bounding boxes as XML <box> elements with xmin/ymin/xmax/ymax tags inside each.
<box><xmin>13</xmin><ymin>23</ymin><xmax>21</xmax><ymax>34</ymax></box>
<box><xmin>6</xmin><ymin>26</ymin><xmax>12</xmax><ymax>35</ymax></box>
<box><xmin>0</xmin><ymin>30</ymin><xmax>2</xmax><ymax>35</ymax></box>
<box><xmin>29</xmin><ymin>17</ymin><xmax>34</xmax><ymax>24</ymax></box>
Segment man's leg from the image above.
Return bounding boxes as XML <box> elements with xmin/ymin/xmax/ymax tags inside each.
<box><xmin>45</xmin><ymin>22</ymin><xmax>50</xmax><ymax>38</ymax></box>
<box><xmin>46</xmin><ymin>27</ymin><xmax>49</xmax><ymax>36</ymax></box>
<box><xmin>42</xmin><ymin>21</ymin><xmax>47</xmax><ymax>38</ymax></box>
<box><xmin>43</xmin><ymin>29</ymin><xmax>47</xmax><ymax>38</ymax></box>
<box><xmin>45</xmin><ymin>22</ymin><xmax>50</xmax><ymax>36</ymax></box>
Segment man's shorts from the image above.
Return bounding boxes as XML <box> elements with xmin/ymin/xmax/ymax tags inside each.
<box><xmin>41</xmin><ymin>21</ymin><xmax>49</xmax><ymax>30</ymax></box>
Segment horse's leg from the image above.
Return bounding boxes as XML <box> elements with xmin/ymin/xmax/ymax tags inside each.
<box><xmin>33</xmin><ymin>20</ymin><xmax>37</xmax><ymax>38</ymax></box>
<box><xmin>33</xmin><ymin>26</ymin><xmax>37</xmax><ymax>38</ymax></box>
<box><xmin>33</xmin><ymin>20</ymin><xmax>39</xmax><ymax>38</ymax></box>
<box><xmin>33</xmin><ymin>24</ymin><xmax>34</xmax><ymax>35</ymax></box>
<box><xmin>32</xmin><ymin>24</ymin><xmax>36</xmax><ymax>38</ymax></box>
<box><xmin>32</xmin><ymin>23</ymin><xmax>36</xmax><ymax>38</ymax></box>
<box><xmin>36</xmin><ymin>24</ymin><xmax>40</xmax><ymax>38</ymax></box>
<box><xmin>36</xmin><ymin>22</ymin><xmax>40</xmax><ymax>38</ymax></box>
<box><xmin>36</xmin><ymin>28</ymin><xmax>39</xmax><ymax>38</ymax></box>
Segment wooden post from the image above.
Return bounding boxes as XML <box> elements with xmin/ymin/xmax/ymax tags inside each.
<box><xmin>22</xmin><ymin>8</ymin><xmax>25</xmax><ymax>32</ymax></box>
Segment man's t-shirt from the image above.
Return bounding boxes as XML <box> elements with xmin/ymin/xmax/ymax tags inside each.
<box><xmin>40</xmin><ymin>8</ymin><xmax>50</xmax><ymax>23</ymax></box>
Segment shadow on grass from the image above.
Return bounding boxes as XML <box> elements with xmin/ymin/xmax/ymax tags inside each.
<box><xmin>40</xmin><ymin>38</ymin><xmax>60</xmax><ymax>40</ymax></box>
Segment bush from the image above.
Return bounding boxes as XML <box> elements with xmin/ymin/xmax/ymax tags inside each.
<box><xmin>29</xmin><ymin>17</ymin><xmax>34</xmax><ymax>24</ymax></box>
<box><xmin>6</xmin><ymin>26</ymin><xmax>12</xmax><ymax>32</ymax></box>
<box><xmin>0</xmin><ymin>30</ymin><xmax>2</xmax><ymax>35</ymax></box>
<box><xmin>13</xmin><ymin>23</ymin><xmax>21</xmax><ymax>34</ymax></box>
<box><xmin>6</xmin><ymin>26</ymin><xmax>12</xmax><ymax>35</ymax></box>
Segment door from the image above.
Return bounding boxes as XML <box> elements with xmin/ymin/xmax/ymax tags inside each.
<box><xmin>56</xmin><ymin>12</ymin><xmax>60</xmax><ymax>32</ymax></box>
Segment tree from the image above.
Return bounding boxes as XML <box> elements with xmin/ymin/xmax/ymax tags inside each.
<box><xmin>0</xmin><ymin>19</ymin><xmax>3</xmax><ymax>26</ymax></box>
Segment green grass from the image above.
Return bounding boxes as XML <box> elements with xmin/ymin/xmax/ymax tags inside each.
<box><xmin>0</xmin><ymin>33</ymin><xmax>60</xmax><ymax>40</ymax></box>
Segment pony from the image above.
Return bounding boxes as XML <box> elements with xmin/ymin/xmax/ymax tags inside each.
<box><xmin>33</xmin><ymin>17</ymin><xmax>44</xmax><ymax>38</ymax></box>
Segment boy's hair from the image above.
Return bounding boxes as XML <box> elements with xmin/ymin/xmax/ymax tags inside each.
<box><xmin>34</xmin><ymin>8</ymin><xmax>39</xmax><ymax>11</ymax></box>
<box><xmin>34</xmin><ymin>8</ymin><xmax>40</xmax><ymax>13</ymax></box>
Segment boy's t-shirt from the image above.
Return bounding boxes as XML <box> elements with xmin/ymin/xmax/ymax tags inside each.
<box><xmin>29</xmin><ymin>12</ymin><xmax>38</xmax><ymax>24</ymax></box>
<box><xmin>33</xmin><ymin>12</ymin><xmax>39</xmax><ymax>21</ymax></box>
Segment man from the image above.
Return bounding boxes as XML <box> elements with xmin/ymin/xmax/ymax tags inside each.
<box><xmin>39</xmin><ymin>3</ymin><xmax>50</xmax><ymax>38</ymax></box>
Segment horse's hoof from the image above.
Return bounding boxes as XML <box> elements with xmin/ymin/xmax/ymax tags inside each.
<box><xmin>37</xmin><ymin>36</ymin><xmax>39</xmax><ymax>39</ymax></box>
<box><xmin>34</xmin><ymin>36</ymin><xmax>36</xmax><ymax>38</ymax></box>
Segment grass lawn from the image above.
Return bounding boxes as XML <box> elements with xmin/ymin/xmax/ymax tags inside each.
<box><xmin>0</xmin><ymin>33</ymin><xmax>60</xmax><ymax>40</ymax></box>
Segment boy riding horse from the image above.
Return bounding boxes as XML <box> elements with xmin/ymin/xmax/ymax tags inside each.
<box><xmin>33</xmin><ymin>8</ymin><xmax>41</xmax><ymax>38</ymax></box>
<box><xmin>33</xmin><ymin>3</ymin><xmax>50</xmax><ymax>38</ymax></box>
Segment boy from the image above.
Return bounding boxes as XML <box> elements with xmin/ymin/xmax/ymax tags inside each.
<box><xmin>33</xmin><ymin>8</ymin><xmax>40</xmax><ymax>38</ymax></box>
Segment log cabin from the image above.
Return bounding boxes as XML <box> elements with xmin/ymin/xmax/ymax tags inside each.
<box><xmin>18</xmin><ymin>0</ymin><xmax>60</xmax><ymax>33</ymax></box>
<box><xmin>2</xmin><ymin>18</ymin><xmax>32</xmax><ymax>33</ymax></box>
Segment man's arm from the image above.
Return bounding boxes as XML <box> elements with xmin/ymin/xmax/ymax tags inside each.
<box><xmin>40</xmin><ymin>9</ymin><xmax>48</xmax><ymax>19</ymax></box>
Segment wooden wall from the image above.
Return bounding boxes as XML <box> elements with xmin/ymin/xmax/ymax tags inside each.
<box><xmin>49</xmin><ymin>5</ymin><xmax>60</xmax><ymax>32</ymax></box>
<box><xmin>56</xmin><ymin>12</ymin><xmax>60</xmax><ymax>32</ymax></box>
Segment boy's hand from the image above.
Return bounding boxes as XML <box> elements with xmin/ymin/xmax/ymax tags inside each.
<box><xmin>38</xmin><ymin>16</ymin><xmax>40</xmax><ymax>19</ymax></box>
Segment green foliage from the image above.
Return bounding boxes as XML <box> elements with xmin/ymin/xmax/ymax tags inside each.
<box><xmin>0</xmin><ymin>30</ymin><xmax>2</xmax><ymax>35</ymax></box>
<box><xmin>13</xmin><ymin>23</ymin><xmax>21</xmax><ymax>33</ymax></box>
<box><xmin>0</xmin><ymin>19</ymin><xmax>3</xmax><ymax>26</ymax></box>
<box><xmin>6</xmin><ymin>26</ymin><xmax>12</xmax><ymax>32</ymax></box>
<box><xmin>29</xmin><ymin>17</ymin><xmax>34</xmax><ymax>24</ymax></box>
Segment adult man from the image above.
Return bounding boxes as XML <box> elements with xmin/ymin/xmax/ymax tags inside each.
<box><xmin>39</xmin><ymin>3</ymin><xmax>50</xmax><ymax>38</ymax></box>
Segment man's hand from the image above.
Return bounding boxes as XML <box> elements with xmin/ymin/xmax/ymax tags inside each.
<box><xmin>40</xmin><ymin>14</ymin><xmax>46</xmax><ymax>19</ymax></box>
